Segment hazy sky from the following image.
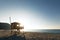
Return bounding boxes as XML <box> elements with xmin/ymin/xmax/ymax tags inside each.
<box><xmin>0</xmin><ymin>0</ymin><xmax>60</xmax><ymax>29</ymax></box>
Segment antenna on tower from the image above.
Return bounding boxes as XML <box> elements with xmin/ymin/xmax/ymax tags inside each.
<box><xmin>9</xmin><ymin>17</ymin><xmax>11</xmax><ymax>25</ymax></box>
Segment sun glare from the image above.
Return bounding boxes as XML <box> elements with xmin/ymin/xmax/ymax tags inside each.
<box><xmin>10</xmin><ymin>10</ymin><xmax>49</xmax><ymax>31</ymax></box>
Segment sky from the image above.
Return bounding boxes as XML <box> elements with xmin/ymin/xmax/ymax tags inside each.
<box><xmin>0</xmin><ymin>0</ymin><xmax>60</xmax><ymax>29</ymax></box>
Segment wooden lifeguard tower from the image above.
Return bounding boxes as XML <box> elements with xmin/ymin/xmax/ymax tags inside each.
<box><xmin>11</xmin><ymin>22</ymin><xmax>24</xmax><ymax>34</ymax></box>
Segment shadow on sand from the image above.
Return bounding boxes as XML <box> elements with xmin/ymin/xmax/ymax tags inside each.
<box><xmin>0</xmin><ymin>34</ymin><xmax>26</xmax><ymax>40</ymax></box>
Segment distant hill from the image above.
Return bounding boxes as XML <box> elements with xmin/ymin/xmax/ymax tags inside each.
<box><xmin>0</xmin><ymin>23</ymin><xmax>11</xmax><ymax>30</ymax></box>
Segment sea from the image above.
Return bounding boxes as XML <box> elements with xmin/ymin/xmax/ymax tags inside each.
<box><xmin>24</xmin><ymin>29</ymin><xmax>60</xmax><ymax>33</ymax></box>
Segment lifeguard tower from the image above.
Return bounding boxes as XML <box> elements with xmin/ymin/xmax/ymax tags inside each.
<box><xmin>11</xmin><ymin>22</ymin><xmax>24</xmax><ymax>35</ymax></box>
<box><xmin>9</xmin><ymin>17</ymin><xmax>24</xmax><ymax>36</ymax></box>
